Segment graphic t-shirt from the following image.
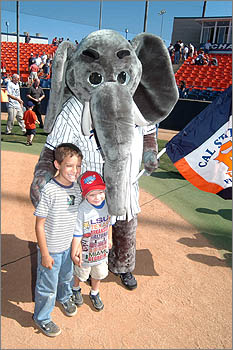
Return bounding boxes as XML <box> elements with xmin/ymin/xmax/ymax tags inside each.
<box><xmin>73</xmin><ymin>199</ymin><xmax>111</xmax><ymax>266</ymax></box>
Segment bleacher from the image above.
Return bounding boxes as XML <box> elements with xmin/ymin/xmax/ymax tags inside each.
<box><xmin>175</xmin><ymin>54</ymin><xmax>232</xmax><ymax>101</ymax></box>
<box><xmin>1</xmin><ymin>41</ymin><xmax>57</xmax><ymax>82</ymax></box>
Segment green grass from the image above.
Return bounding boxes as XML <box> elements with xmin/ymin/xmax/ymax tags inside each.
<box><xmin>140</xmin><ymin>139</ymin><xmax>232</xmax><ymax>267</ymax></box>
<box><xmin>1</xmin><ymin>120</ymin><xmax>47</xmax><ymax>154</ymax></box>
<box><xmin>2</xmin><ymin>119</ymin><xmax>232</xmax><ymax>265</ymax></box>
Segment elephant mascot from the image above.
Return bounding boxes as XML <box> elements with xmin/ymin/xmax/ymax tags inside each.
<box><xmin>30</xmin><ymin>29</ymin><xmax>178</xmax><ymax>290</ymax></box>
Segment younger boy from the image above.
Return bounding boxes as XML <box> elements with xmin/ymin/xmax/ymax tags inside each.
<box><xmin>23</xmin><ymin>101</ymin><xmax>38</xmax><ymax>146</ymax></box>
<box><xmin>71</xmin><ymin>171</ymin><xmax>113</xmax><ymax>311</ymax></box>
<box><xmin>33</xmin><ymin>143</ymin><xmax>83</xmax><ymax>337</ymax></box>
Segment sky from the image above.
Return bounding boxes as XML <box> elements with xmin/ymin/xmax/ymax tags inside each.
<box><xmin>1</xmin><ymin>1</ymin><xmax>232</xmax><ymax>47</ymax></box>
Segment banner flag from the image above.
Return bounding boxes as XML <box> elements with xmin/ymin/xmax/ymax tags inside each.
<box><xmin>166</xmin><ymin>86</ymin><xmax>232</xmax><ymax>199</ymax></box>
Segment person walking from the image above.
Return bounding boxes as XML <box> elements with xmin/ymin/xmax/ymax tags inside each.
<box><xmin>23</xmin><ymin>101</ymin><xmax>39</xmax><ymax>146</ymax></box>
<box><xmin>5</xmin><ymin>74</ymin><xmax>26</xmax><ymax>135</ymax></box>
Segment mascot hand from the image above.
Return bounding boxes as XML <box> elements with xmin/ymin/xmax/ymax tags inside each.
<box><xmin>143</xmin><ymin>150</ymin><xmax>159</xmax><ymax>174</ymax></box>
<box><xmin>30</xmin><ymin>146</ymin><xmax>56</xmax><ymax>208</ymax></box>
<box><xmin>30</xmin><ymin>172</ymin><xmax>53</xmax><ymax>208</ymax></box>
<box><xmin>143</xmin><ymin>132</ymin><xmax>159</xmax><ymax>175</ymax></box>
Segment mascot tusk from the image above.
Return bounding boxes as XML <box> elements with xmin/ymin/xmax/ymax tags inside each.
<box><xmin>81</xmin><ymin>101</ymin><xmax>93</xmax><ymax>136</ymax></box>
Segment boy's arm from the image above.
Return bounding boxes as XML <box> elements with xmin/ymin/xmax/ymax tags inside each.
<box><xmin>35</xmin><ymin>216</ymin><xmax>54</xmax><ymax>269</ymax></box>
<box><xmin>71</xmin><ymin>236</ymin><xmax>82</xmax><ymax>266</ymax></box>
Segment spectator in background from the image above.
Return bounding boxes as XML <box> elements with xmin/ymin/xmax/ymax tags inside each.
<box><xmin>41</xmin><ymin>52</ymin><xmax>47</xmax><ymax>65</ymax></box>
<box><xmin>27</xmin><ymin>78</ymin><xmax>45</xmax><ymax>129</ymax></box>
<box><xmin>204</xmin><ymin>40</ymin><xmax>211</xmax><ymax>54</ymax></box>
<box><xmin>194</xmin><ymin>51</ymin><xmax>206</xmax><ymax>65</ymax></box>
<box><xmin>210</xmin><ymin>57</ymin><xmax>218</xmax><ymax>66</ymax></box>
<box><xmin>29</xmin><ymin>60</ymin><xmax>39</xmax><ymax>81</ymax></box>
<box><xmin>173</xmin><ymin>40</ymin><xmax>181</xmax><ymax>64</ymax></box>
<box><xmin>1</xmin><ymin>60</ymin><xmax>6</xmax><ymax>74</ymax></box>
<box><xmin>167</xmin><ymin>43</ymin><xmax>174</xmax><ymax>58</ymax></box>
<box><xmin>52</xmin><ymin>37</ymin><xmax>58</xmax><ymax>46</ymax></box>
<box><xmin>183</xmin><ymin>45</ymin><xmax>189</xmax><ymax>60</ymax></box>
<box><xmin>179</xmin><ymin>40</ymin><xmax>184</xmax><ymax>60</ymax></box>
<box><xmin>203</xmin><ymin>54</ymin><xmax>210</xmax><ymax>66</ymax></box>
<box><xmin>2</xmin><ymin>73</ymin><xmax>11</xmax><ymax>87</ymax></box>
<box><xmin>28</xmin><ymin>53</ymin><xmax>34</xmax><ymax>70</ymax></box>
<box><xmin>189</xmin><ymin>43</ymin><xmax>194</xmax><ymax>57</ymax></box>
<box><xmin>25</xmin><ymin>33</ymin><xmax>31</xmax><ymax>44</ymax></box>
<box><xmin>5</xmin><ymin>74</ymin><xmax>26</xmax><ymax>135</ymax></box>
<box><xmin>42</xmin><ymin>59</ymin><xmax>50</xmax><ymax>78</ymax></box>
<box><xmin>75</xmin><ymin>40</ymin><xmax>79</xmax><ymax>45</ymax></box>
<box><xmin>35</xmin><ymin>54</ymin><xmax>42</xmax><ymax>67</ymax></box>
<box><xmin>178</xmin><ymin>80</ymin><xmax>188</xmax><ymax>98</ymax></box>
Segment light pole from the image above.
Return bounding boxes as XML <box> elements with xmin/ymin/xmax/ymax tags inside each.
<box><xmin>6</xmin><ymin>21</ymin><xmax>9</xmax><ymax>41</ymax></box>
<box><xmin>99</xmin><ymin>0</ymin><xmax>103</xmax><ymax>30</ymax></box>
<box><xmin>125</xmin><ymin>28</ymin><xmax>128</xmax><ymax>40</ymax></box>
<box><xmin>158</xmin><ymin>9</ymin><xmax>166</xmax><ymax>39</ymax></box>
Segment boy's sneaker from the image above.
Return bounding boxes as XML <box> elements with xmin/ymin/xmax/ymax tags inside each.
<box><xmin>61</xmin><ymin>297</ymin><xmax>77</xmax><ymax>316</ymax></box>
<box><xmin>33</xmin><ymin>319</ymin><xmax>61</xmax><ymax>337</ymax></box>
<box><xmin>89</xmin><ymin>292</ymin><xmax>104</xmax><ymax>311</ymax></box>
<box><xmin>119</xmin><ymin>272</ymin><xmax>137</xmax><ymax>290</ymax></box>
<box><xmin>72</xmin><ymin>288</ymin><xmax>83</xmax><ymax>306</ymax></box>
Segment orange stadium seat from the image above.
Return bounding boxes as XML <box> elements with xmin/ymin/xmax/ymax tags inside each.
<box><xmin>175</xmin><ymin>53</ymin><xmax>232</xmax><ymax>93</ymax></box>
<box><xmin>1</xmin><ymin>41</ymin><xmax>58</xmax><ymax>79</ymax></box>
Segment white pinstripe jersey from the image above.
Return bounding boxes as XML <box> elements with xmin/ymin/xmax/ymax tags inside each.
<box><xmin>46</xmin><ymin>96</ymin><xmax>156</xmax><ymax>221</ymax></box>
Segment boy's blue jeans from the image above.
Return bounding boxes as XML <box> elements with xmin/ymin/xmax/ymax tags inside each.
<box><xmin>33</xmin><ymin>247</ymin><xmax>73</xmax><ymax>325</ymax></box>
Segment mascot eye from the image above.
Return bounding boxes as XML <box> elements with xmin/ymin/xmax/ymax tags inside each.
<box><xmin>117</xmin><ymin>71</ymin><xmax>130</xmax><ymax>85</ymax></box>
<box><xmin>88</xmin><ymin>72</ymin><xmax>104</xmax><ymax>86</ymax></box>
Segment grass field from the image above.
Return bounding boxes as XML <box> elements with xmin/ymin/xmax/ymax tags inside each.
<box><xmin>1</xmin><ymin>119</ymin><xmax>232</xmax><ymax>265</ymax></box>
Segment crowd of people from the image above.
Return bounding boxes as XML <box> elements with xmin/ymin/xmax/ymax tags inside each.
<box><xmin>3</xmin><ymin>73</ymin><xmax>46</xmax><ymax>145</ymax></box>
<box><xmin>51</xmin><ymin>37</ymin><xmax>79</xmax><ymax>46</ymax></box>
<box><xmin>168</xmin><ymin>40</ymin><xmax>218</xmax><ymax>67</ymax></box>
<box><xmin>168</xmin><ymin>40</ymin><xmax>196</xmax><ymax>64</ymax></box>
<box><xmin>28</xmin><ymin>51</ymin><xmax>53</xmax><ymax>83</ymax></box>
<box><xmin>191</xmin><ymin>50</ymin><xmax>218</xmax><ymax>66</ymax></box>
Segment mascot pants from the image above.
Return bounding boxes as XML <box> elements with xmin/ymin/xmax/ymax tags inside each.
<box><xmin>108</xmin><ymin>216</ymin><xmax>137</xmax><ymax>274</ymax></box>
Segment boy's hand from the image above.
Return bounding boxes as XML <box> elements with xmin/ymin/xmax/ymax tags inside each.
<box><xmin>72</xmin><ymin>255</ymin><xmax>82</xmax><ymax>267</ymax></box>
<box><xmin>41</xmin><ymin>255</ymin><xmax>54</xmax><ymax>269</ymax></box>
<box><xmin>71</xmin><ymin>243</ymin><xmax>82</xmax><ymax>267</ymax></box>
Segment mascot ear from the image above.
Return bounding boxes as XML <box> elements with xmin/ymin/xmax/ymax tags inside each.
<box><xmin>44</xmin><ymin>41</ymin><xmax>76</xmax><ymax>133</ymax></box>
<box><xmin>131</xmin><ymin>33</ymin><xmax>179</xmax><ymax>124</ymax></box>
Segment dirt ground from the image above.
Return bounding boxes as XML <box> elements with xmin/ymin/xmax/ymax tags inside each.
<box><xmin>1</xmin><ymin>150</ymin><xmax>232</xmax><ymax>349</ymax></box>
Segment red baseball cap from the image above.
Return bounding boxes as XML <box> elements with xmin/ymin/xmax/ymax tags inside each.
<box><xmin>80</xmin><ymin>171</ymin><xmax>106</xmax><ymax>197</ymax></box>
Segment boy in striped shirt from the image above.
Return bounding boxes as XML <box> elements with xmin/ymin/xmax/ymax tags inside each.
<box><xmin>33</xmin><ymin>143</ymin><xmax>83</xmax><ymax>337</ymax></box>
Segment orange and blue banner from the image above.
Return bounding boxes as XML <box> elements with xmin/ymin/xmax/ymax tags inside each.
<box><xmin>166</xmin><ymin>86</ymin><xmax>232</xmax><ymax>200</ymax></box>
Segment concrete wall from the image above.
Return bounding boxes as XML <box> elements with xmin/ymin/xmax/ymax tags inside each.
<box><xmin>171</xmin><ymin>18</ymin><xmax>202</xmax><ymax>48</ymax></box>
<box><xmin>1</xmin><ymin>32</ymin><xmax>48</xmax><ymax>44</ymax></box>
<box><xmin>160</xmin><ymin>99</ymin><xmax>210</xmax><ymax>131</ymax></box>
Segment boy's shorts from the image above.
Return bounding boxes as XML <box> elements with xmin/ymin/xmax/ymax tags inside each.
<box><xmin>26</xmin><ymin>128</ymin><xmax>36</xmax><ymax>135</ymax></box>
<box><xmin>74</xmin><ymin>260</ymin><xmax>108</xmax><ymax>281</ymax></box>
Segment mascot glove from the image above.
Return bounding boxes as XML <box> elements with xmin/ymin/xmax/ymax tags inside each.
<box><xmin>143</xmin><ymin>150</ymin><xmax>159</xmax><ymax>175</ymax></box>
<box><xmin>30</xmin><ymin>172</ymin><xmax>52</xmax><ymax>208</ymax></box>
